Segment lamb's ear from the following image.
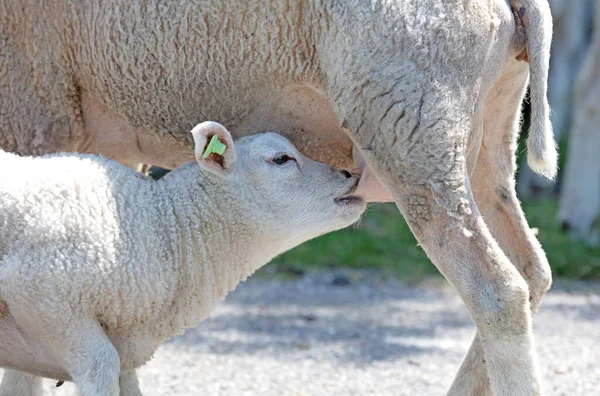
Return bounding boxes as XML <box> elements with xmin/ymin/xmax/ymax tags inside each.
<box><xmin>190</xmin><ymin>121</ymin><xmax>236</xmax><ymax>176</ymax></box>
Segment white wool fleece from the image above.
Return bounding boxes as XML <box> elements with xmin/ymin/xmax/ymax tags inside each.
<box><xmin>0</xmin><ymin>122</ymin><xmax>365</xmax><ymax>386</ymax></box>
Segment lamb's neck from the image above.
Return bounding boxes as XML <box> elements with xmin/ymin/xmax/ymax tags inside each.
<box><xmin>155</xmin><ymin>166</ymin><xmax>277</xmax><ymax>332</ymax></box>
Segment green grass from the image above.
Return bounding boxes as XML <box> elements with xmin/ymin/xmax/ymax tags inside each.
<box><xmin>523</xmin><ymin>199</ymin><xmax>600</xmax><ymax>279</ymax></box>
<box><xmin>266</xmin><ymin>203</ymin><xmax>435</xmax><ymax>284</ymax></box>
<box><xmin>265</xmin><ymin>199</ymin><xmax>600</xmax><ymax>284</ymax></box>
<box><xmin>268</xmin><ymin>204</ymin><xmax>437</xmax><ymax>283</ymax></box>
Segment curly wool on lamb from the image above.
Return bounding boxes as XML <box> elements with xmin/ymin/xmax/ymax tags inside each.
<box><xmin>0</xmin><ymin>123</ymin><xmax>365</xmax><ymax>395</ymax></box>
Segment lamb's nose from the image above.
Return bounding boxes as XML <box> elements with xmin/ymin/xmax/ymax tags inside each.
<box><xmin>339</xmin><ymin>169</ymin><xmax>353</xmax><ymax>179</ymax></box>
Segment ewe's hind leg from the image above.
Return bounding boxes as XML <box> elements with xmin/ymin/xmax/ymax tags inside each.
<box><xmin>340</xmin><ymin>82</ymin><xmax>542</xmax><ymax>393</ymax></box>
<box><xmin>474</xmin><ymin>61</ymin><xmax>551</xmax><ymax>311</ymax></box>
<box><xmin>0</xmin><ymin>370</ymin><xmax>42</xmax><ymax>396</ymax></box>
<box><xmin>447</xmin><ymin>337</ymin><xmax>491</xmax><ymax>395</ymax></box>
<box><xmin>450</xmin><ymin>58</ymin><xmax>552</xmax><ymax>395</ymax></box>
<box><xmin>448</xmin><ymin>131</ymin><xmax>552</xmax><ymax>395</ymax></box>
<box><xmin>403</xmin><ymin>176</ymin><xmax>542</xmax><ymax>395</ymax></box>
<box><xmin>392</xmin><ymin>173</ymin><xmax>541</xmax><ymax>396</ymax></box>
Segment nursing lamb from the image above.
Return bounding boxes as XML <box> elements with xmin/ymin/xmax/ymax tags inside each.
<box><xmin>0</xmin><ymin>122</ymin><xmax>366</xmax><ymax>396</ymax></box>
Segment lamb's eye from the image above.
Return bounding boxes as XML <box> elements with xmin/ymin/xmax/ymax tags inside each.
<box><xmin>272</xmin><ymin>154</ymin><xmax>293</xmax><ymax>165</ymax></box>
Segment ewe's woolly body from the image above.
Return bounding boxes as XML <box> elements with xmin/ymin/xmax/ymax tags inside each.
<box><xmin>0</xmin><ymin>149</ymin><xmax>270</xmax><ymax>371</ymax></box>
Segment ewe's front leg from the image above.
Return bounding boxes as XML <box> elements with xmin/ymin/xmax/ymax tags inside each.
<box><xmin>0</xmin><ymin>370</ymin><xmax>43</xmax><ymax>396</ymax></box>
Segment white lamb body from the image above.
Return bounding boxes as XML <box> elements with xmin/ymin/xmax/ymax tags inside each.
<box><xmin>0</xmin><ymin>122</ymin><xmax>365</xmax><ymax>395</ymax></box>
<box><xmin>1</xmin><ymin>151</ymin><xmax>168</xmax><ymax>376</ymax></box>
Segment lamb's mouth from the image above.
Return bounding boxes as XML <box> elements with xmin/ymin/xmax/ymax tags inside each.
<box><xmin>334</xmin><ymin>179</ymin><xmax>364</xmax><ymax>205</ymax></box>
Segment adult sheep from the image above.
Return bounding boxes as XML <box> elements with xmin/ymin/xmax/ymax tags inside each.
<box><xmin>0</xmin><ymin>0</ymin><xmax>555</xmax><ymax>395</ymax></box>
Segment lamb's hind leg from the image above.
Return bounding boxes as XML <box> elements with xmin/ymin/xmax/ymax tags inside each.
<box><xmin>6</xmin><ymin>304</ymin><xmax>120</xmax><ymax>396</ymax></box>
<box><xmin>0</xmin><ymin>366</ymin><xmax>140</xmax><ymax>396</ymax></box>
<box><xmin>0</xmin><ymin>304</ymin><xmax>43</xmax><ymax>396</ymax></box>
<box><xmin>0</xmin><ymin>371</ymin><xmax>43</xmax><ymax>396</ymax></box>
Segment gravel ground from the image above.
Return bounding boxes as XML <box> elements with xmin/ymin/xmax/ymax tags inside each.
<box><xmin>2</xmin><ymin>271</ymin><xmax>599</xmax><ymax>395</ymax></box>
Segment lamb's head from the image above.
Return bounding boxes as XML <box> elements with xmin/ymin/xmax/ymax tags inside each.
<box><xmin>191</xmin><ymin>122</ymin><xmax>366</xmax><ymax>249</ymax></box>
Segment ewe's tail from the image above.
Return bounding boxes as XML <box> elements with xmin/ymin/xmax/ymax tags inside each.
<box><xmin>521</xmin><ymin>0</ymin><xmax>558</xmax><ymax>179</ymax></box>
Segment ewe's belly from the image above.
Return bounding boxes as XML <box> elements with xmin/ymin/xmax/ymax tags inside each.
<box><xmin>71</xmin><ymin>0</ymin><xmax>357</xmax><ymax>169</ymax></box>
<box><xmin>83</xmin><ymin>83</ymin><xmax>356</xmax><ymax>171</ymax></box>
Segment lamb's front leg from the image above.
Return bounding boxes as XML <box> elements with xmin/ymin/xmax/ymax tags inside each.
<box><xmin>64</xmin><ymin>322</ymin><xmax>120</xmax><ymax>396</ymax></box>
<box><xmin>120</xmin><ymin>372</ymin><xmax>143</xmax><ymax>396</ymax></box>
<box><xmin>0</xmin><ymin>370</ymin><xmax>43</xmax><ymax>396</ymax></box>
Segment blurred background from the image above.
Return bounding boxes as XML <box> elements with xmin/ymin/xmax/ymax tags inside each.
<box><xmin>265</xmin><ymin>0</ymin><xmax>600</xmax><ymax>284</ymax></box>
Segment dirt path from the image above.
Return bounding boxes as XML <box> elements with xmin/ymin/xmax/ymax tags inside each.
<box><xmin>3</xmin><ymin>271</ymin><xmax>599</xmax><ymax>395</ymax></box>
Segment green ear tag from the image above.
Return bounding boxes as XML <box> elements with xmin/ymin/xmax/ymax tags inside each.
<box><xmin>202</xmin><ymin>135</ymin><xmax>227</xmax><ymax>158</ymax></box>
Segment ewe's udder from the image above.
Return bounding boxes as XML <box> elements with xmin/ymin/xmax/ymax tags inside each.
<box><xmin>352</xmin><ymin>145</ymin><xmax>394</xmax><ymax>203</ymax></box>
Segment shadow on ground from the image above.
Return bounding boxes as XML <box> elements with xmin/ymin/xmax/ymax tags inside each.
<box><xmin>167</xmin><ymin>273</ymin><xmax>474</xmax><ymax>365</ymax></box>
